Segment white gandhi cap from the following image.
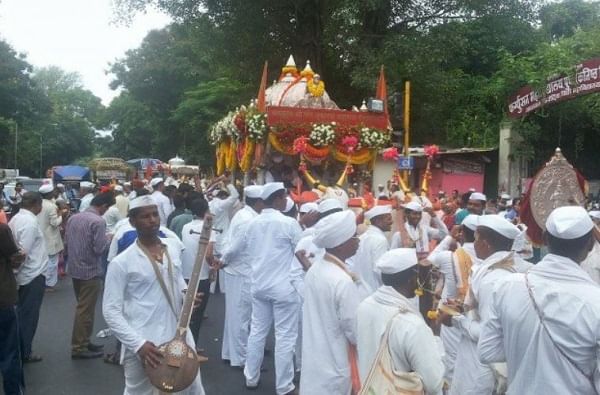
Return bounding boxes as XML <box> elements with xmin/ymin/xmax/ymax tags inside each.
<box><xmin>299</xmin><ymin>202</ymin><xmax>318</xmax><ymax>214</ymax></box>
<box><xmin>150</xmin><ymin>177</ymin><xmax>164</xmax><ymax>187</ymax></box>
<box><xmin>376</xmin><ymin>248</ymin><xmax>418</xmax><ymax>274</ymax></box>
<box><xmin>546</xmin><ymin>206</ymin><xmax>594</xmax><ymax>239</ymax></box>
<box><xmin>318</xmin><ymin>198</ymin><xmax>343</xmax><ymax>213</ymax></box>
<box><xmin>313</xmin><ymin>210</ymin><xmax>356</xmax><ymax>249</ymax></box>
<box><xmin>462</xmin><ymin>214</ymin><xmax>480</xmax><ymax>231</ymax></box>
<box><xmin>129</xmin><ymin>195</ymin><xmax>157</xmax><ymax>211</ymax></box>
<box><xmin>588</xmin><ymin>210</ymin><xmax>600</xmax><ymax>221</ymax></box>
<box><xmin>244</xmin><ymin>185</ymin><xmax>263</xmax><ymax>199</ymax></box>
<box><xmin>403</xmin><ymin>201</ymin><xmax>423</xmax><ymax>212</ymax></box>
<box><xmin>260</xmin><ymin>182</ymin><xmax>285</xmax><ymax>200</ymax></box>
<box><xmin>469</xmin><ymin>192</ymin><xmax>487</xmax><ymax>201</ymax></box>
<box><xmin>364</xmin><ymin>205</ymin><xmax>392</xmax><ymax>220</ymax></box>
<box><xmin>478</xmin><ymin>215</ymin><xmax>520</xmax><ymax>240</ymax></box>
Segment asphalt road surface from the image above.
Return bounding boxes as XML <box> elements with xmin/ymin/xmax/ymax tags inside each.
<box><xmin>2</xmin><ymin>277</ymin><xmax>277</xmax><ymax>395</ymax></box>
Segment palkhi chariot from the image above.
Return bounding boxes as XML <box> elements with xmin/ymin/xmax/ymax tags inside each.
<box><xmin>210</xmin><ymin>55</ymin><xmax>394</xmax><ymax>196</ymax></box>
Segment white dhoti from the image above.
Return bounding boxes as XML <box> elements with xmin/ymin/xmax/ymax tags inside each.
<box><xmin>46</xmin><ymin>253</ymin><xmax>59</xmax><ymax>287</ymax></box>
<box><xmin>450</xmin><ymin>337</ymin><xmax>494</xmax><ymax>395</ymax></box>
<box><xmin>221</xmin><ymin>271</ymin><xmax>246</xmax><ymax>366</ymax></box>
<box><xmin>244</xmin><ymin>288</ymin><xmax>301</xmax><ymax>395</ymax></box>
<box><xmin>440</xmin><ymin>324</ymin><xmax>462</xmax><ymax>383</ymax></box>
<box><xmin>122</xmin><ymin>353</ymin><xmax>205</xmax><ymax>395</ymax></box>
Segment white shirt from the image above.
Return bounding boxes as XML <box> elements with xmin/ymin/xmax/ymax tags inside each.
<box><xmin>289</xmin><ymin>227</ymin><xmax>323</xmax><ymax>299</ymax></box>
<box><xmin>300</xmin><ymin>256</ymin><xmax>361</xmax><ymax>395</ymax></box>
<box><xmin>245</xmin><ymin>208</ymin><xmax>302</xmax><ymax>295</ymax></box>
<box><xmin>208</xmin><ymin>184</ymin><xmax>239</xmax><ymax>254</ymax></box>
<box><xmin>151</xmin><ymin>191</ymin><xmax>173</xmax><ymax>226</ymax></box>
<box><xmin>450</xmin><ymin>251</ymin><xmax>531</xmax><ymax>395</ymax></box>
<box><xmin>181</xmin><ymin>218</ymin><xmax>217</xmax><ymax>280</ymax></box>
<box><xmin>78</xmin><ymin>193</ymin><xmax>94</xmax><ymax>212</ymax></box>
<box><xmin>391</xmin><ymin>216</ymin><xmax>448</xmax><ymax>254</ymax></box>
<box><xmin>9</xmin><ymin>209</ymin><xmax>48</xmax><ymax>286</ymax></box>
<box><xmin>479</xmin><ymin>253</ymin><xmax>600</xmax><ymax>394</ymax></box>
<box><xmin>581</xmin><ymin>242</ymin><xmax>600</xmax><ymax>285</ymax></box>
<box><xmin>357</xmin><ymin>286</ymin><xmax>444</xmax><ymax>395</ymax></box>
<box><xmin>221</xmin><ymin>205</ymin><xmax>259</xmax><ymax>277</ymax></box>
<box><xmin>103</xmin><ymin>238</ymin><xmax>192</xmax><ymax>362</ymax></box>
<box><xmin>37</xmin><ymin>198</ymin><xmax>64</xmax><ymax>255</ymax></box>
<box><xmin>103</xmin><ymin>205</ymin><xmax>123</xmax><ymax>234</ymax></box>
<box><xmin>107</xmin><ymin>219</ymin><xmax>180</xmax><ymax>262</ymax></box>
<box><xmin>347</xmin><ymin>225</ymin><xmax>389</xmax><ymax>295</ymax></box>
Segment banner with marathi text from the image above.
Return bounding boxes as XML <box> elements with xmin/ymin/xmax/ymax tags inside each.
<box><xmin>508</xmin><ymin>58</ymin><xmax>600</xmax><ymax>118</ymax></box>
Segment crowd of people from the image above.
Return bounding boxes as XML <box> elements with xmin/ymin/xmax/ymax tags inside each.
<box><xmin>1</xmin><ymin>174</ymin><xmax>599</xmax><ymax>395</ymax></box>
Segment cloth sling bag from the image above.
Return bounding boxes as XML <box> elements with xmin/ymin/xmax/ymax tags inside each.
<box><xmin>358</xmin><ymin>310</ymin><xmax>425</xmax><ymax>395</ymax></box>
<box><xmin>452</xmin><ymin>247</ymin><xmax>472</xmax><ymax>303</ymax></box>
<box><xmin>525</xmin><ymin>271</ymin><xmax>599</xmax><ymax>395</ymax></box>
<box><xmin>137</xmin><ymin>241</ymin><xmax>178</xmax><ymax>319</ymax></box>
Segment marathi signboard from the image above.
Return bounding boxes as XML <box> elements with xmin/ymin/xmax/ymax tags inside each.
<box><xmin>508</xmin><ymin>58</ymin><xmax>600</xmax><ymax>118</ymax></box>
<box><xmin>443</xmin><ymin>158</ymin><xmax>483</xmax><ymax>174</ymax></box>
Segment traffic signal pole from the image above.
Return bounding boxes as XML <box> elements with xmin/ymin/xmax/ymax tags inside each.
<box><xmin>403</xmin><ymin>81</ymin><xmax>410</xmax><ymax>185</ymax></box>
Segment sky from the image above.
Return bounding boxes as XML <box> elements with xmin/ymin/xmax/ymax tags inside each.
<box><xmin>0</xmin><ymin>0</ymin><xmax>171</xmax><ymax>105</ymax></box>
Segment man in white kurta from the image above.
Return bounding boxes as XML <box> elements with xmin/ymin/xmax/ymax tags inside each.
<box><xmin>479</xmin><ymin>206</ymin><xmax>600</xmax><ymax>394</ymax></box>
<box><xmin>357</xmin><ymin>248</ymin><xmax>444</xmax><ymax>395</ymax></box>
<box><xmin>300</xmin><ymin>210</ymin><xmax>361</xmax><ymax>395</ymax></box>
<box><xmin>150</xmin><ymin>178</ymin><xmax>173</xmax><ymax>226</ymax></box>
<box><xmin>38</xmin><ymin>184</ymin><xmax>64</xmax><ymax>288</ymax></box>
<box><xmin>426</xmin><ymin>214</ymin><xmax>480</xmax><ymax>384</ymax></box>
<box><xmin>78</xmin><ymin>181</ymin><xmax>95</xmax><ymax>212</ymax></box>
<box><xmin>391</xmin><ymin>201</ymin><xmax>448</xmax><ymax>259</ymax></box>
<box><xmin>220</xmin><ymin>185</ymin><xmax>263</xmax><ymax>367</ymax></box>
<box><xmin>292</xmin><ymin>199</ymin><xmax>340</xmax><ymax>372</ymax></box>
<box><xmin>440</xmin><ymin>215</ymin><xmax>531</xmax><ymax>395</ymax></box>
<box><xmin>348</xmin><ymin>205</ymin><xmax>392</xmax><ymax>296</ymax></box>
<box><xmin>208</xmin><ymin>178</ymin><xmax>240</xmax><ymax>294</ymax></box>
<box><xmin>102</xmin><ymin>196</ymin><xmax>205</xmax><ymax>395</ymax></box>
<box><xmin>243</xmin><ymin>183</ymin><xmax>302</xmax><ymax>395</ymax></box>
<box><xmin>181</xmin><ymin>198</ymin><xmax>217</xmax><ymax>347</ymax></box>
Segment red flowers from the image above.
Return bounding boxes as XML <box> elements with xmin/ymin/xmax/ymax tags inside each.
<box><xmin>382</xmin><ymin>147</ymin><xmax>399</xmax><ymax>161</ymax></box>
<box><xmin>341</xmin><ymin>135</ymin><xmax>359</xmax><ymax>154</ymax></box>
<box><xmin>293</xmin><ymin>136</ymin><xmax>308</xmax><ymax>154</ymax></box>
<box><xmin>424</xmin><ymin>144</ymin><xmax>439</xmax><ymax>159</ymax></box>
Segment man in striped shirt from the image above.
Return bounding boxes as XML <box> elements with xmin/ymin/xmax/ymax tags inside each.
<box><xmin>65</xmin><ymin>191</ymin><xmax>114</xmax><ymax>359</ymax></box>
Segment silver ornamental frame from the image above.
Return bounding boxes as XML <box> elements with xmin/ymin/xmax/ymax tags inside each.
<box><xmin>529</xmin><ymin>148</ymin><xmax>585</xmax><ymax>231</ymax></box>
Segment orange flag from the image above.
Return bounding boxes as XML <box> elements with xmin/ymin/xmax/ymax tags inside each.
<box><xmin>375</xmin><ymin>65</ymin><xmax>388</xmax><ymax>114</ymax></box>
<box><xmin>257</xmin><ymin>61</ymin><xmax>268</xmax><ymax>112</ymax></box>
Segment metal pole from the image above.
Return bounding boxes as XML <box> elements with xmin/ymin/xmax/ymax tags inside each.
<box><xmin>403</xmin><ymin>81</ymin><xmax>410</xmax><ymax>185</ymax></box>
<box><xmin>14</xmin><ymin>122</ymin><xmax>18</xmax><ymax>169</ymax></box>
<box><xmin>40</xmin><ymin>134</ymin><xmax>43</xmax><ymax>177</ymax></box>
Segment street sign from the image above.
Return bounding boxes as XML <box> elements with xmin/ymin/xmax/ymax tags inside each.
<box><xmin>398</xmin><ymin>156</ymin><xmax>414</xmax><ymax>170</ymax></box>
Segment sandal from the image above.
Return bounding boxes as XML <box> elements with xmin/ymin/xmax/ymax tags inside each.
<box><xmin>23</xmin><ymin>354</ymin><xmax>43</xmax><ymax>363</ymax></box>
<box><xmin>103</xmin><ymin>353</ymin><xmax>120</xmax><ymax>365</ymax></box>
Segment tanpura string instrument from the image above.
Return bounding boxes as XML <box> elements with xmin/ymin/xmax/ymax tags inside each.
<box><xmin>144</xmin><ymin>215</ymin><xmax>213</xmax><ymax>393</ymax></box>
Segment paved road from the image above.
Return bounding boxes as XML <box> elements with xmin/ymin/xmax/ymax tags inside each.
<box><xmin>3</xmin><ymin>277</ymin><xmax>278</xmax><ymax>395</ymax></box>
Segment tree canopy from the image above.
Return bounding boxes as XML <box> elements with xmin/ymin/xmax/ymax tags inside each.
<box><xmin>3</xmin><ymin>0</ymin><xmax>600</xmax><ymax>178</ymax></box>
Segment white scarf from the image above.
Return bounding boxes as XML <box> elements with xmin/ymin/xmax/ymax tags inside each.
<box><xmin>373</xmin><ymin>286</ymin><xmax>421</xmax><ymax>317</ymax></box>
<box><xmin>404</xmin><ymin>222</ymin><xmax>428</xmax><ymax>253</ymax></box>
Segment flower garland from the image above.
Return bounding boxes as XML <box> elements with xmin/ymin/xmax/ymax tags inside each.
<box><xmin>247</xmin><ymin>112</ymin><xmax>268</xmax><ymax>141</ymax></box>
<box><xmin>359</xmin><ymin>127</ymin><xmax>391</xmax><ymax>149</ymax></box>
<box><xmin>309</xmin><ymin>123</ymin><xmax>336</xmax><ymax>147</ymax></box>
<box><xmin>307</xmin><ymin>79</ymin><xmax>325</xmax><ymax>97</ymax></box>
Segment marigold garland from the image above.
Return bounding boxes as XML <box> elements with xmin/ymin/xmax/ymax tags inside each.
<box><xmin>307</xmin><ymin>79</ymin><xmax>325</xmax><ymax>97</ymax></box>
<box><xmin>269</xmin><ymin>133</ymin><xmax>296</xmax><ymax>155</ymax></box>
<box><xmin>216</xmin><ymin>140</ymin><xmax>229</xmax><ymax>175</ymax></box>
<box><xmin>333</xmin><ymin>148</ymin><xmax>374</xmax><ymax>165</ymax></box>
<box><xmin>239</xmin><ymin>138</ymin><xmax>255</xmax><ymax>173</ymax></box>
<box><xmin>225</xmin><ymin>139</ymin><xmax>237</xmax><ymax>170</ymax></box>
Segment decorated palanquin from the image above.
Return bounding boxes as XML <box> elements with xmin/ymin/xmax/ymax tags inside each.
<box><xmin>210</xmin><ymin>55</ymin><xmax>393</xmax><ymax>198</ymax></box>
